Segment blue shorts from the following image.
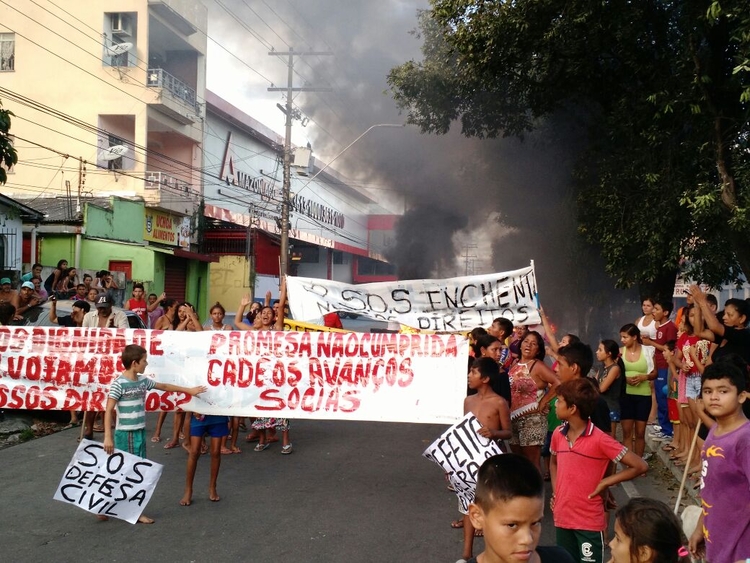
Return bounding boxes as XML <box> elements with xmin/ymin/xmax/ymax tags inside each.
<box><xmin>686</xmin><ymin>375</ymin><xmax>702</xmax><ymax>400</ymax></box>
<box><xmin>190</xmin><ymin>415</ymin><xmax>229</xmax><ymax>438</ymax></box>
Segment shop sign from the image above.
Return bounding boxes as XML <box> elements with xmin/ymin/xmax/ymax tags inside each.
<box><xmin>144</xmin><ymin>210</ymin><xmax>191</xmax><ymax>248</ymax></box>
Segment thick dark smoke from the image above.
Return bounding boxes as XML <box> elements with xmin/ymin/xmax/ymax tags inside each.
<box><xmin>208</xmin><ymin>1</ymin><xmax>637</xmax><ymax>342</ymax></box>
<box><xmin>386</xmin><ymin>206</ymin><xmax>468</xmax><ymax>279</ymax></box>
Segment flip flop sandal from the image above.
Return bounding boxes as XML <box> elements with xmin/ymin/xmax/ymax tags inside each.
<box><xmin>281</xmin><ymin>444</ymin><xmax>293</xmax><ymax>455</ymax></box>
<box><xmin>254</xmin><ymin>443</ymin><xmax>270</xmax><ymax>452</ymax></box>
<box><xmin>662</xmin><ymin>444</ymin><xmax>676</xmax><ymax>451</ymax></box>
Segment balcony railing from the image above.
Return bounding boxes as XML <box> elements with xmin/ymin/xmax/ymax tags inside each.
<box><xmin>147</xmin><ymin>68</ymin><xmax>197</xmax><ymax>112</ymax></box>
<box><xmin>144</xmin><ymin>171</ymin><xmax>192</xmax><ymax>195</ymax></box>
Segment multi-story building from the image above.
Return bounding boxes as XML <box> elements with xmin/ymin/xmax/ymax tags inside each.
<box><xmin>1</xmin><ymin>1</ymin><xmax>399</xmax><ymax>314</ymax></box>
<box><xmin>202</xmin><ymin>91</ymin><xmax>398</xmax><ymax>308</ymax></box>
<box><xmin>1</xmin><ymin>0</ymin><xmax>213</xmax><ymax>305</ymax></box>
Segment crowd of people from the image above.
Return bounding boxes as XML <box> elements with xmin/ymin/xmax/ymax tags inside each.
<box><xmin>3</xmin><ymin>260</ymin><xmax>748</xmax><ymax>561</ymax></box>
<box><xmin>456</xmin><ymin>287</ymin><xmax>750</xmax><ymax>563</ymax></box>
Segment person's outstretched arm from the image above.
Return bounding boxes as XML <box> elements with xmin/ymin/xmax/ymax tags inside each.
<box><xmin>234</xmin><ymin>294</ymin><xmax>254</xmax><ymax>330</ymax></box>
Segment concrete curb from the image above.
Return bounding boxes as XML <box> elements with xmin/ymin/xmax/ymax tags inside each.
<box><xmin>645</xmin><ymin>432</ymin><xmax>700</xmax><ymax>504</ymax></box>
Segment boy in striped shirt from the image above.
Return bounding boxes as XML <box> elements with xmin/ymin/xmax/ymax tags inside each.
<box><xmin>103</xmin><ymin>344</ymin><xmax>206</xmax><ymax>524</ymax></box>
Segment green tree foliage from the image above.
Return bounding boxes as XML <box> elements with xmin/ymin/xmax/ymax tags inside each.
<box><xmin>0</xmin><ymin>100</ymin><xmax>17</xmax><ymax>185</ymax></box>
<box><xmin>388</xmin><ymin>0</ymin><xmax>750</xmax><ymax>293</ymax></box>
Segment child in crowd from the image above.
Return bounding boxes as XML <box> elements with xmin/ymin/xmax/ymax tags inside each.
<box><xmin>595</xmin><ymin>339</ymin><xmax>623</xmax><ymax>437</ymax></box>
<box><xmin>180</xmin><ymin>413</ymin><xmax>229</xmax><ymax>506</ymax></box>
<box><xmin>556</xmin><ymin>342</ymin><xmax>611</xmax><ymax>433</ymax></box>
<box><xmin>202</xmin><ymin>302</ymin><xmax>242</xmax><ymax>454</ymax></box>
<box><xmin>465</xmin><ymin>453</ymin><xmax>575</xmax><ymax>563</ymax></box>
<box><xmin>487</xmin><ymin>316</ymin><xmax>514</xmax><ymax>370</ymax></box>
<box><xmin>643</xmin><ymin>300</ymin><xmax>678</xmax><ymax>441</ymax></box>
<box><xmin>124</xmin><ymin>283</ymin><xmax>148</xmax><ymax>325</ymax></box>
<box><xmin>689</xmin><ymin>357</ymin><xmax>750</xmax><ymax>563</ymax></box>
<box><xmin>550</xmin><ymin>378</ymin><xmax>648</xmax><ymax>563</ymax></box>
<box><xmin>103</xmin><ymin>344</ymin><xmax>206</xmax><ymax>524</ymax></box>
<box><xmin>610</xmin><ymin>498</ymin><xmax>690</xmax><ymax>563</ymax></box>
<box><xmin>454</xmin><ymin>357</ymin><xmax>512</xmax><ymax>563</ymax></box>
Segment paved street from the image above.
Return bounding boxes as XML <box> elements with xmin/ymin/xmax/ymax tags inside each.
<box><xmin>0</xmin><ymin>414</ymin><xmax>671</xmax><ymax>563</ymax></box>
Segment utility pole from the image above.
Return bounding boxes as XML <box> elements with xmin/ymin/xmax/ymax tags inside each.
<box><xmin>268</xmin><ymin>48</ymin><xmax>332</xmax><ymax>280</ymax></box>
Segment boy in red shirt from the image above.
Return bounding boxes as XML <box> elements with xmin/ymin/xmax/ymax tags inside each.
<box><xmin>643</xmin><ymin>300</ymin><xmax>678</xmax><ymax>440</ymax></box>
<box><xmin>124</xmin><ymin>283</ymin><xmax>149</xmax><ymax>324</ymax></box>
<box><xmin>550</xmin><ymin>378</ymin><xmax>647</xmax><ymax>563</ymax></box>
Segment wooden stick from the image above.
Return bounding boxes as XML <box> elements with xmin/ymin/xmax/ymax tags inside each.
<box><xmin>674</xmin><ymin>421</ymin><xmax>701</xmax><ymax>513</ymax></box>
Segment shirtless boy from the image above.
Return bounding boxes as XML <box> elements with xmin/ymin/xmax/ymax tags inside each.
<box><xmin>456</xmin><ymin>357</ymin><xmax>512</xmax><ymax>563</ymax></box>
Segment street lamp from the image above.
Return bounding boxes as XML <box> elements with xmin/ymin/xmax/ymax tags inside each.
<box><xmin>279</xmin><ymin>123</ymin><xmax>404</xmax><ymax>279</ymax></box>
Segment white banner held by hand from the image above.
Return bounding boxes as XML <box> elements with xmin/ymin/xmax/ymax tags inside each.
<box><xmin>285</xmin><ymin>266</ymin><xmax>540</xmax><ymax>332</ymax></box>
<box><xmin>54</xmin><ymin>439</ymin><xmax>163</xmax><ymax>524</ymax></box>
<box><xmin>423</xmin><ymin>413</ymin><xmax>504</xmax><ymax>513</ymax></box>
<box><xmin>0</xmin><ymin>328</ymin><xmax>467</xmax><ymax>423</ymax></box>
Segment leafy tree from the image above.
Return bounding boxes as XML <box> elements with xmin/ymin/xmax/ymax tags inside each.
<box><xmin>388</xmin><ymin>0</ymin><xmax>750</xmax><ymax>295</ymax></box>
<box><xmin>0</xmin><ymin>100</ymin><xmax>17</xmax><ymax>185</ymax></box>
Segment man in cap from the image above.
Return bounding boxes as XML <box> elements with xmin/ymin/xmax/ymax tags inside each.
<box><xmin>50</xmin><ymin>298</ymin><xmax>90</xmax><ymax>327</ymax></box>
<box><xmin>13</xmin><ymin>281</ymin><xmax>41</xmax><ymax>319</ymax></box>
<box><xmin>0</xmin><ymin>277</ymin><xmax>17</xmax><ymax>304</ymax></box>
<box><xmin>82</xmin><ymin>294</ymin><xmax>128</xmax><ymax>328</ymax></box>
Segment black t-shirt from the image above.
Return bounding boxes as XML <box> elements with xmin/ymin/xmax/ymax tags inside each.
<box><xmin>467</xmin><ymin>546</ymin><xmax>575</xmax><ymax>563</ymax></box>
<box><xmin>711</xmin><ymin>326</ymin><xmax>750</xmax><ymax>366</ymax></box>
<box><xmin>56</xmin><ymin>315</ymin><xmax>77</xmax><ymax>327</ymax></box>
<box><xmin>592</xmin><ymin>396</ymin><xmax>611</xmax><ymax>433</ymax></box>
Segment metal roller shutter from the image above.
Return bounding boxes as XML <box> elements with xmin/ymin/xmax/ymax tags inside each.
<box><xmin>164</xmin><ymin>256</ymin><xmax>187</xmax><ymax>303</ymax></box>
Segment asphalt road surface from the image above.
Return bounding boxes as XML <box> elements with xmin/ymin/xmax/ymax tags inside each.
<box><xmin>1</xmin><ymin>415</ymin><xmax>654</xmax><ymax>563</ymax></box>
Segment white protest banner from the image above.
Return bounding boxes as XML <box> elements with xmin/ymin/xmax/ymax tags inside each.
<box><xmin>423</xmin><ymin>413</ymin><xmax>504</xmax><ymax>513</ymax></box>
<box><xmin>0</xmin><ymin>327</ymin><xmax>467</xmax><ymax>423</ymax></box>
<box><xmin>285</xmin><ymin>265</ymin><xmax>540</xmax><ymax>332</ymax></box>
<box><xmin>54</xmin><ymin>439</ymin><xmax>163</xmax><ymax>524</ymax></box>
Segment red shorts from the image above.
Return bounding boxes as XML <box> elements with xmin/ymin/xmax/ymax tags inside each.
<box><xmin>668</xmin><ymin>398</ymin><xmax>680</xmax><ymax>424</ymax></box>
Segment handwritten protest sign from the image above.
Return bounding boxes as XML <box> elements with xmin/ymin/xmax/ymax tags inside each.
<box><xmin>423</xmin><ymin>413</ymin><xmax>504</xmax><ymax>513</ymax></box>
<box><xmin>286</xmin><ymin>266</ymin><xmax>540</xmax><ymax>331</ymax></box>
<box><xmin>0</xmin><ymin>327</ymin><xmax>467</xmax><ymax>423</ymax></box>
<box><xmin>54</xmin><ymin>440</ymin><xmax>163</xmax><ymax>524</ymax></box>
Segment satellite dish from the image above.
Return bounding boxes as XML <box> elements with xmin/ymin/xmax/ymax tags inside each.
<box><xmin>98</xmin><ymin>145</ymin><xmax>129</xmax><ymax>161</ymax></box>
<box><xmin>105</xmin><ymin>42</ymin><xmax>133</xmax><ymax>56</ymax></box>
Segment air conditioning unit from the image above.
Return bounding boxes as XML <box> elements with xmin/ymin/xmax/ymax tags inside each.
<box><xmin>292</xmin><ymin>147</ymin><xmax>311</xmax><ymax>168</ymax></box>
<box><xmin>111</xmin><ymin>13</ymin><xmax>131</xmax><ymax>36</ymax></box>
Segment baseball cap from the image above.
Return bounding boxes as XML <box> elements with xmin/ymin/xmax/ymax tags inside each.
<box><xmin>21</xmin><ymin>281</ymin><xmax>35</xmax><ymax>290</ymax></box>
<box><xmin>95</xmin><ymin>294</ymin><xmax>113</xmax><ymax>308</ymax></box>
<box><xmin>0</xmin><ymin>278</ymin><xmax>10</xmax><ymax>285</ymax></box>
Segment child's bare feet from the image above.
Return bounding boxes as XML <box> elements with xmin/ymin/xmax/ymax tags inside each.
<box><xmin>137</xmin><ymin>515</ymin><xmax>155</xmax><ymax>524</ymax></box>
<box><xmin>151</xmin><ymin>435</ymin><xmax>161</xmax><ymax>443</ymax></box>
<box><xmin>179</xmin><ymin>492</ymin><xmax>192</xmax><ymax>506</ymax></box>
<box><xmin>209</xmin><ymin>488</ymin><xmax>220</xmax><ymax>502</ymax></box>
<box><xmin>163</xmin><ymin>440</ymin><xmax>180</xmax><ymax>449</ymax></box>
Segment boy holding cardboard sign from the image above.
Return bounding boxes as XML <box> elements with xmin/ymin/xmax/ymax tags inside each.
<box><xmin>455</xmin><ymin>357</ymin><xmax>512</xmax><ymax>563</ymax></box>
<box><xmin>103</xmin><ymin>344</ymin><xmax>206</xmax><ymax>524</ymax></box>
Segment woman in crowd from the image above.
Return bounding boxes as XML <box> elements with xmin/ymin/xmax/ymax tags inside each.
<box><xmin>619</xmin><ymin>324</ymin><xmax>655</xmax><ymax>459</ymax></box>
<box><xmin>43</xmin><ymin>259</ymin><xmax>67</xmax><ymax>295</ymax></box>
<box><xmin>248</xmin><ymin>281</ymin><xmax>293</xmax><ymax>454</ymax></box>
<box><xmin>508</xmin><ymin>330</ymin><xmax>559</xmax><ymax>473</ymax></box>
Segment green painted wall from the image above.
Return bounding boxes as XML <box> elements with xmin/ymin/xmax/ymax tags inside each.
<box><xmin>85</xmin><ymin>198</ymin><xmax>144</xmax><ymax>243</ymax></box>
<box><xmin>39</xmin><ymin>235</ymin><xmax>77</xmax><ymax>268</ymax></box>
<box><xmin>186</xmin><ymin>260</ymin><xmax>210</xmax><ymax>317</ymax></box>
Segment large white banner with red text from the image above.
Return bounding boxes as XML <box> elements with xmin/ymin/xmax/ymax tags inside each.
<box><xmin>0</xmin><ymin>327</ymin><xmax>467</xmax><ymax>423</ymax></box>
<box><xmin>286</xmin><ymin>266</ymin><xmax>540</xmax><ymax>332</ymax></box>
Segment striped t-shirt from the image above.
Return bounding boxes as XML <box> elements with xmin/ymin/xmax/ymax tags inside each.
<box><xmin>108</xmin><ymin>375</ymin><xmax>156</xmax><ymax>431</ymax></box>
